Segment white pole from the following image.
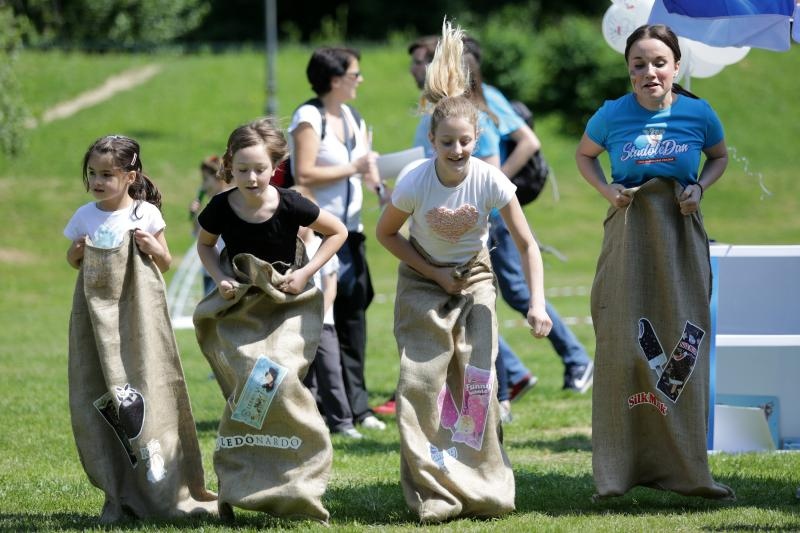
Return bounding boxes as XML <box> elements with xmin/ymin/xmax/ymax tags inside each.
<box><xmin>265</xmin><ymin>0</ymin><xmax>277</xmax><ymax>115</ymax></box>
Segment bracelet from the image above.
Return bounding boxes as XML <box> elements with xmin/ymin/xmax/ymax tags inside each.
<box><xmin>695</xmin><ymin>182</ymin><xmax>704</xmax><ymax>198</ymax></box>
<box><xmin>375</xmin><ymin>182</ymin><xmax>385</xmax><ymax>196</ymax></box>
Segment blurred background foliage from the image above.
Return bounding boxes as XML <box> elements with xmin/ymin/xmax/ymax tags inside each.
<box><xmin>1</xmin><ymin>0</ymin><xmax>625</xmax><ymax>155</ymax></box>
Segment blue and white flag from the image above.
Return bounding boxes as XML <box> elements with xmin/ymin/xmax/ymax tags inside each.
<box><xmin>648</xmin><ymin>0</ymin><xmax>798</xmax><ymax>51</ymax></box>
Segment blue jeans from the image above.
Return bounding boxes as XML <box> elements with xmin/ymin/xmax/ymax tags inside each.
<box><xmin>489</xmin><ymin>210</ymin><xmax>591</xmax><ymax>384</ymax></box>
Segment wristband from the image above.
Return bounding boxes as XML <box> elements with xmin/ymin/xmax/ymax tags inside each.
<box><xmin>695</xmin><ymin>182</ymin><xmax>704</xmax><ymax>198</ymax></box>
<box><xmin>375</xmin><ymin>182</ymin><xmax>385</xmax><ymax>196</ymax></box>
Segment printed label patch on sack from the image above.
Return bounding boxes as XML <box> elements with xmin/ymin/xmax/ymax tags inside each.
<box><xmin>94</xmin><ymin>391</ymin><xmax>138</xmax><ymax>467</ymax></box>
<box><xmin>627</xmin><ymin>391</ymin><xmax>669</xmax><ymax>415</ymax></box>
<box><xmin>215</xmin><ymin>434</ymin><xmax>302</xmax><ymax>451</ymax></box>
<box><xmin>634</xmin><ymin>318</ymin><xmax>705</xmax><ymax>405</ymax></box>
<box><xmin>637</xmin><ymin>318</ymin><xmax>668</xmax><ymax>376</ymax></box>
<box><xmin>657</xmin><ymin>321</ymin><xmax>705</xmax><ymax>403</ymax></box>
<box><xmin>437</xmin><ymin>384</ymin><xmax>459</xmax><ymax>432</ymax></box>
<box><xmin>114</xmin><ymin>384</ymin><xmax>145</xmax><ymax>440</ymax></box>
<box><xmin>140</xmin><ymin>439</ymin><xmax>166</xmax><ymax>483</ymax></box>
<box><xmin>231</xmin><ymin>355</ymin><xmax>287</xmax><ymax>429</ymax></box>
<box><xmin>451</xmin><ymin>365</ymin><xmax>493</xmax><ymax>451</ymax></box>
<box><xmin>429</xmin><ymin>443</ymin><xmax>458</xmax><ymax>473</ymax></box>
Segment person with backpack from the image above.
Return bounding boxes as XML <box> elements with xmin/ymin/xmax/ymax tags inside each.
<box><xmin>288</xmin><ymin>46</ymin><xmax>388</xmax><ymax>432</ymax></box>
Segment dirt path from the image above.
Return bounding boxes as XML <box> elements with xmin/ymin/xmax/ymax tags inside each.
<box><xmin>27</xmin><ymin>63</ymin><xmax>163</xmax><ymax>127</ymax></box>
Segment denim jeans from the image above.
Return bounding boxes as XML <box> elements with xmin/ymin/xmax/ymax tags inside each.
<box><xmin>489</xmin><ymin>210</ymin><xmax>591</xmax><ymax>384</ymax></box>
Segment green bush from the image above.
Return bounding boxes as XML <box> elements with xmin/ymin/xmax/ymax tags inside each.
<box><xmin>531</xmin><ymin>15</ymin><xmax>629</xmax><ymax>134</ymax></box>
<box><xmin>475</xmin><ymin>11</ymin><xmax>628</xmax><ymax>135</ymax></box>
<box><xmin>0</xmin><ymin>6</ymin><xmax>29</xmax><ymax>156</ymax></box>
<box><xmin>12</xmin><ymin>0</ymin><xmax>210</xmax><ymax>49</ymax></box>
<box><xmin>471</xmin><ymin>2</ymin><xmax>543</xmax><ymax>104</ymax></box>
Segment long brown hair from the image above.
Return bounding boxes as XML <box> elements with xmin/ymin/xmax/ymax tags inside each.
<box><xmin>219</xmin><ymin>117</ymin><xmax>288</xmax><ymax>183</ymax></box>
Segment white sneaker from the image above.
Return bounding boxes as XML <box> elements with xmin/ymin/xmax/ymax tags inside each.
<box><xmin>338</xmin><ymin>427</ymin><xmax>363</xmax><ymax>439</ymax></box>
<box><xmin>360</xmin><ymin>415</ymin><xmax>386</xmax><ymax>430</ymax></box>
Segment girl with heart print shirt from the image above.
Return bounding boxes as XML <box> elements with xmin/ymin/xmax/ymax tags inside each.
<box><xmin>375</xmin><ymin>19</ymin><xmax>551</xmax><ymax>523</ymax></box>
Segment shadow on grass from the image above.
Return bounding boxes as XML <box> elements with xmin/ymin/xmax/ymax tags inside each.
<box><xmin>514</xmin><ymin>469</ymin><xmax>799</xmax><ymax>523</ymax></box>
<box><xmin>0</xmin><ymin>511</ymin><xmax>224</xmax><ymax>532</ymax></box>
<box><xmin>195</xmin><ymin>419</ymin><xmax>220</xmax><ymax>433</ymax></box>
<box><xmin>3</xmin><ymin>474</ymin><xmax>797</xmax><ymax>530</ymax></box>
<box><xmin>509</xmin><ymin>433</ymin><xmax>592</xmax><ymax>453</ymax></box>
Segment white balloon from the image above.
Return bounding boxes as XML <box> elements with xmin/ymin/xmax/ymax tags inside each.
<box><xmin>689</xmin><ymin>54</ymin><xmax>726</xmax><ymax>78</ymax></box>
<box><xmin>602</xmin><ymin>4</ymin><xmax>638</xmax><ymax>54</ymax></box>
<box><xmin>622</xmin><ymin>0</ymin><xmax>655</xmax><ymax>27</ymax></box>
<box><xmin>680</xmin><ymin>36</ymin><xmax>750</xmax><ymax>66</ymax></box>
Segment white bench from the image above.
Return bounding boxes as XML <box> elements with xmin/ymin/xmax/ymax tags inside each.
<box><xmin>710</xmin><ymin>244</ymin><xmax>800</xmax><ymax>450</ymax></box>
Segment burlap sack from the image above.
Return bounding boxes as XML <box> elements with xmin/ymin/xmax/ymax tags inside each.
<box><xmin>68</xmin><ymin>231</ymin><xmax>217</xmax><ymax>523</ymax></box>
<box><xmin>394</xmin><ymin>243</ymin><xmax>514</xmax><ymax>523</ymax></box>
<box><xmin>192</xmin><ymin>245</ymin><xmax>332</xmax><ymax>523</ymax></box>
<box><xmin>591</xmin><ymin>178</ymin><xmax>734</xmax><ymax>500</ymax></box>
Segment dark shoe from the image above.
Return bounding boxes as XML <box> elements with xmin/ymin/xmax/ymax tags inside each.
<box><xmin>564</xmin><ymin>361</ymin><xmax>594</xmax><ymax>393</ymax></box>
<box><xmin>373</xmin><ymin>399</ymin><xmax>396</xmax><ymax>415</ymax></box>
<box><xmin>509</xmin><ymin>374</ymin><xmax>538</xmax><ymax>403</ymax></box>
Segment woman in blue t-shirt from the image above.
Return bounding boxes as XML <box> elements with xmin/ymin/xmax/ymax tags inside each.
<box><xmin>575</xmin><ymin>24</ymin><xmax>734</xmax><ymax>502</ymax></box>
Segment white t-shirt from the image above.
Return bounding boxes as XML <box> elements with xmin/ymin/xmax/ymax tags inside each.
<box><xmin>64</xmin><ymin>201</ymin><xmax>166</xmax><ymax>249</ymax></box>
<box><xmin>391</xmin><ymin>158</ymin><xmax>516</xmax><ymax>264</ymax></box>
<box><xmin>304</xmin><ymin>234</ymin><xmax>339</xmax><ymax>325</ymax></box>
<box><xmin>288</xmin><ymin>103</ymin><xmax>368</xmax><ymax>232</ymax></box>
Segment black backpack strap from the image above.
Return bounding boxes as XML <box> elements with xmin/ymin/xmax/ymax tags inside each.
<box><xmin>300</xmin><ymin>98</ymin><xmax>362</xmax><ymax>143</ymax></box>
<box><xmin>345</xmin><ymin>103</ymin><xmax>362</xmax><ymax>130</ymax></box>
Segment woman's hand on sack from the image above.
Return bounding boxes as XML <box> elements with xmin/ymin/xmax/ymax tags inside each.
<box><xmin>431</xmin><ymin>266</ymin><xmax>467</xmax><ymax>295</ymax></box>
<box><xmin>218</xmin><ymin>279</ymin><xmax>240</xmax><ymax>299</ymax></box>
<box><xmin>279</xmin><ymin>270</ymin><xmax>311</xmax><ymax>295</ymax></box>
<box><xmin>527</xmin><ymin>304</ymin><xmax>553</xmax><ymax>339</ymax></box>
<box><xmin>678</xmin><ymin>183</ymin><xmax>702</xmax><ymax>215</ymax></box>
<box><xmin>603</xmin><ymin>183</ymin><xmax>632</xmax><ymax>208</ymax></box>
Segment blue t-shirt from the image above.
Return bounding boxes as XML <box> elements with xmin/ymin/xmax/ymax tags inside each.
<box><xmin>585</xmin><ymin>93</ymin><xmax>724</xmax><ymax>187</ymax></box>
<box><xmin>412</xmin><ymin>84</ymin><xmax>524</xmax><ymax>161</ymax></box>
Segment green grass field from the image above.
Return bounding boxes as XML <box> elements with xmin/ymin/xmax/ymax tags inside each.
<box><xmin>0</xmin><ymin>42</ymin><xmax>798</xmax><ymax>531</ymax></box>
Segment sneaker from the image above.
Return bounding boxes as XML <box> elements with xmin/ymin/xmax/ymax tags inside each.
<box><xmin>337</xmin><ymin>427</ymin><xmax>363</xmax><ymax>439</ymax></box>
<box><xmin>373</xmin><ymin>399</ymin><xmax>396</xmax><ymax>415</ymax></box>
<box><xmin>509</xmin><ymin>374</ymin><xmax>538</xmax><ymax>403</ymax></box>
<box><xmin>360</xmin><ymin>415</ymin><xmax>386</xmax><ymax>431</ymax></box>
<box><xmin>564</xmin><ymin>361</ymin><xmax>594</xmax><ymax>393</ymax></box>
<box><xmin>499</xmin><ymin>400</ymin><xmax>513</xmax><ymax>424</ymax></box>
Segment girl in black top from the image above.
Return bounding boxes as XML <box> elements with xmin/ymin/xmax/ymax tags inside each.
<box><xmin>197</xmin><ymin>118</ymin><xmax>347</xmax><ymax>298</ymax></box>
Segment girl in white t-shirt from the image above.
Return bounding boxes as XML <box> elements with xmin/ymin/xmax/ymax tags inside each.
<box><xmin>65</xmin><ymin>135</ymin><xmax>171</xmax><ymax>271</ymax></box>
<box><xmin>375</xmin><ymin>20</ymin><xmax>552</xmax><ymax>523</ymax></box>
<box><xmin>64</xmin><ymin>135</ymin><xmax>218</xmax><ymax>522</ymax></box>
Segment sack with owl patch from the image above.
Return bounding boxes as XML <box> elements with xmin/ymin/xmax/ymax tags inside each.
<box><xmin>193</xmin><ymin>244</ymin><xmax>332</xmax><ymax>523</ymax></box>
<box><xmin>68</xmin><ymin>231</ymin><xmax>217</xmax><ymax>523</ymax></box>
<box><xmin>590</xmin><ymin>178</ymin><xmax>734</xmax><ymax>501</ymax></box>
<box><xmin>393</xmin><ymin>241</ymin><xmax>514</xmax><ymax>523</ymax></box>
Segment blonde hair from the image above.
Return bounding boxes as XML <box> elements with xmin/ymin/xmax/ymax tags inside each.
<box><xmin>421</xmin><ymin>18</ymin><xmax>480</xmax><ymax>138</ymax></box>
